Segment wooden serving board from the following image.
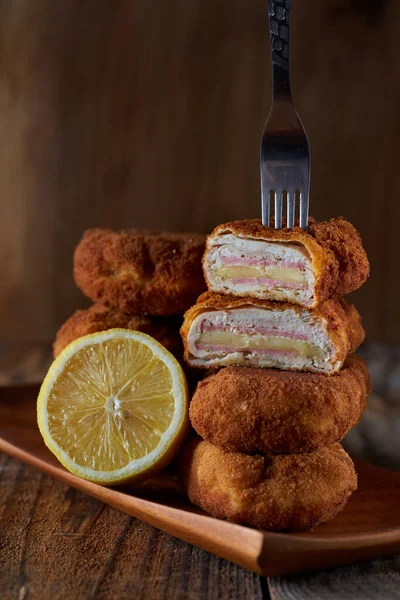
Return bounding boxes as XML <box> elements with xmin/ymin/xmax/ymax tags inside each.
<box><xmin>1</xmin><ymin>384</ymin><xmax>400</xmax><ymax>577</ymax></box>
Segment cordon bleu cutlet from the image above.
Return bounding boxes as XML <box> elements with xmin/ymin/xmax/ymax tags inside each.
<box><xmin>53</xmin><ymin>303</ymin><xmax>183</xmax><ymax>359</ymax></box>
<box><xmin>181</xmin><ymin>292</ymin><xmax>364</xmax><ymax>374</ymax></box>
<box><xmin>189</xmin><ymin>355</ymin><xmax>370</xmax><ymax>454</ymax></box>
<box><xmin>181</xmin><ymin>438</ymin><xmax>357</xmax><ymax>531</ymax></box>
<box><xmin>74</xmin><ymin>228</ymin><xmax>207</xmax><ymax>316</ymax></box>
<box><xmin>203</xmin><ymin>217</ymin><xmax>369</xmax><ymax>308</ymax></box>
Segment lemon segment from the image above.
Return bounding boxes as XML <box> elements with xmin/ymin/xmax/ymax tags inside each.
<box><xmin>37</xmin><ymin>329</ymin><xmax>189</xmax><ymax>484</ymax></box>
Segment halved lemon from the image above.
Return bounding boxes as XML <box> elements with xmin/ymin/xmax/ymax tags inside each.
<box><xmin>37</xmin><ymin>329</ymin><xmax>189</xmax><ymax>484</ymax></box>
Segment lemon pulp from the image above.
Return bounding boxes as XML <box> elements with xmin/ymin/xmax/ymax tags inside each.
<box><xmin>37</xmin><ymin>330</ymin><xmax>188</xmax><ymax>483</ymax></box>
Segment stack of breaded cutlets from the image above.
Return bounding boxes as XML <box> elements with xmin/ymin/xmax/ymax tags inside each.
<box><xmin>54</xmin><ymin>228</ymin><xmax>207</xmax><ymax>361</ymax></box>
<box><xmin>180</xmin><ymin>217</ymin><xmax>371</xmax><ymax>531</ymax></box>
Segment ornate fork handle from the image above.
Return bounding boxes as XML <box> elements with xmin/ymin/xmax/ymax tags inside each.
<box><xmin>268</xmin><ymin>0</ymin><xmax>292</xmax><ymax>100</ymax></box>
<box><xmin>269</xmin><ymin>0</ymin><xmax>290</xmax><ymax>69</ymax></box>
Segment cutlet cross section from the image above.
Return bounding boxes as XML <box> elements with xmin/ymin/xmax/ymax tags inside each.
<box><xmin>181</xmin><ymin>292</ymin><xmax>364</xmax><ymax>374</ymax></box>
<box><xmin>203</xmin><ymin>217</ymin><xmax>369</xmax><ymax>307</ymax></box>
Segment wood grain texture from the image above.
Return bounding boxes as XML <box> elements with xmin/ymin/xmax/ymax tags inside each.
<box><xmin>2</xmin><ymin>396</ymin><xmax>400</xmax><ymax>599</ymax></box>
<box><xmin>0</xmin><ymin>0</ymin><xmax>399</xmax><ymax>342</ymax></box>
<box><xmin>0</xmin><ymin>458</ymin><xmax>265</xmax><ymax>600</ymax></box>
<box><xmin>268</xmin><ymin>558</ymin><xmax>400</xmax><ymax>600</ymax></box>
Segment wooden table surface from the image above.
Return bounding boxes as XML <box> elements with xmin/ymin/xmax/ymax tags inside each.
<box><xmin>1</xmin><ymin>342</ymin><xmax>400</xmax><ymax>599</ymax></box>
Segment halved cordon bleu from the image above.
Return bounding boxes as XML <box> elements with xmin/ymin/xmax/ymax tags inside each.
<box><xmin>181</xmin><ymin>292</ymin><xmax>365</xmax><ymax>374</ymax></box>
<box><xmin>203</xmin><ymin>217</ymin><xmax>369</xmax><ymax>308</ymax></box>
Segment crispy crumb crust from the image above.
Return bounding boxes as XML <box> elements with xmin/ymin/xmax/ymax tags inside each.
<box><xmin>203</xmin><ymin>217</ymin><xmax>369</xmax><ymax>306</ymax></box>
<box><xmin>53</xmin><ymin>303</ymin><xmax>183</xmax><ymax>358</ymax></box>
<box><xmin>180</xmin><ymin>292</ymin><xmax>365</xmax><ymax>372</ymax></box>
<box><xmin>180</xmin><ymin>439</ymin><xmax>357</xmax><ymax>531</ymax></box>
<box><xmin>190</xmin><ymin>355</ymin><xmax>370</xmax><ymax>454</ymax></box>
<box><xmin>74</xmin><ymin>229</ymin><xmax>207</xmax><ymax>316</ymax></box>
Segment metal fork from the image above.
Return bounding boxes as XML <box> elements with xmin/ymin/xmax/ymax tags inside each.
<box><xmin>260</xmin><ymin>0</ymin><xmax>310</xmax><ymax>229</ymax></box>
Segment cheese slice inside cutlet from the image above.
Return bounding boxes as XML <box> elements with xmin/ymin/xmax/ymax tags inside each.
<box><xmin>186</xmin><ymin>306</ymin><xmax>340</xmax><ymax>373</ymax></box>
<box><xmin>204</xmin><ymin>234</ymin><xmax>315</xmax><ymax>306</ymax></box>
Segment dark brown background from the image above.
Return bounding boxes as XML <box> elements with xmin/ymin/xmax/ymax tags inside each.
<box><xmin>0</xmin><ymin>0</ymin><xmax>399</xmax><ymax>343</ymax></box>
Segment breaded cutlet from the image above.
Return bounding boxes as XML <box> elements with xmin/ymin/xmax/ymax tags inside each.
<box><xmin>181</xmin><ymin>292</ymin><xmax>364</xmax><ymax>374</ymax></box>
<box><xmin>203</xmin><ymin>217</ymin><xmax>369</xmax><ymax>307</ymax></box>
<box><xmin>180</xmin><ymin>439</ymin><xmax>357</xmax><ymax>531</ymax></box>
<box><xmin>53</xmin><ymin>303</ymin><xmax>183</xmax><ymax>358</ymax></box>
<box><xmin>74</xmin><ymin>229</ymin><xmax>206</xmax><ymax>316</ymax></box>
<box><xmin>190</xmin><ymin>355</ymin><xmax>370</xmax><ymax>454</ymax></box>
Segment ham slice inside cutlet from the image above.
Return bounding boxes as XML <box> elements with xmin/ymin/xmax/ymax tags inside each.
<box><xmin>186</xmin><ymin>306</ymin><xmax>339</xmax><ymax>373</ymax></box>
<box><xmin>204</xmin><ymin>234</ymin><xmax>315</xmax><ymax>306</ymax></box>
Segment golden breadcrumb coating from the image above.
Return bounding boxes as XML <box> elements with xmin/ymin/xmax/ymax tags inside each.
<box><xmin>53</xmin><ymin>303</ymin><xmax>183</xmax><ymax>358</ymax></box>
<box><xmin>181</xmin><ymin>292</ymin><xmax>365</xmax><ymax>372</ymax></box>
<box><xmin>190</xmin><ymin>355</ymin><xmax>370</xmax><ymax>454</ymax></box>
<box><xmin>203</xmin><ymin>217</ymin><xmax>369</xmax><ymax>306</ymax></box>
<box><xmin>180</xmin><ymin>439</ymin><xmax>357</xmax><ymax>531</ymax></box>
<box><xmin>74</xmin><ymin>229</ymin><xmax>207</xmax><ymax>316</ymax></box>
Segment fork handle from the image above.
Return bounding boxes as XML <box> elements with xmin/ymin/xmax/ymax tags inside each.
<box><xmin>268</xmin><ymin>0</ymin><xmax>292</xmax><ymax>97</ymax></box>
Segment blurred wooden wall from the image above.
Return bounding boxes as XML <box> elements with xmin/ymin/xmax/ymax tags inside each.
<box><xmin>0</xmin><ymin>0</ymin><xmax>399</xmax><ymax>342</ymax></box>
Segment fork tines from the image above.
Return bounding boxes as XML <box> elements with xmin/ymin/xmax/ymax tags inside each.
<box><xmin>261</xmin><ymin>189</ymin><xmax>309</xmax><ymax>230</ymax></box>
